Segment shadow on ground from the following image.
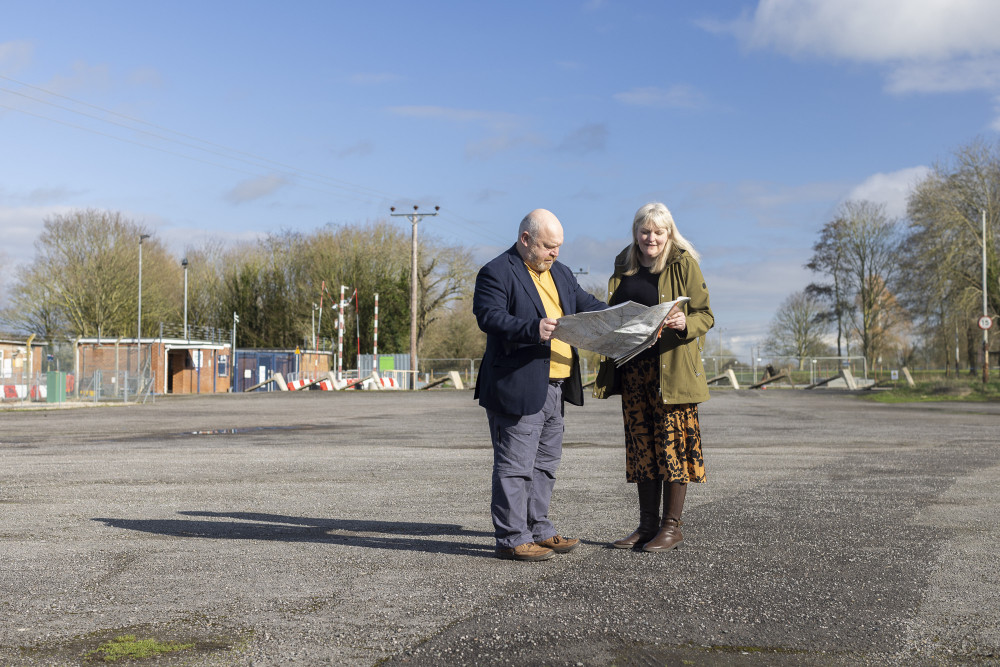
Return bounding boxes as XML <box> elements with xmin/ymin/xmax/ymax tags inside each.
<box><xmin>93</xmin><ymin>511</ymin><xmax>495</xmax><ymax>557</ymax></box>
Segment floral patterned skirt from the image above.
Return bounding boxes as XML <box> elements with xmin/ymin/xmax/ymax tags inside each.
<box><xmin>620</xmin><ymin>356</ymin><xmax>706</xmax><ymax>484</ymax></box>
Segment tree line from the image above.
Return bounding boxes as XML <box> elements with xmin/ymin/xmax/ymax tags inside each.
<box><xmin>0</xmin><ymin>211</ymin><xmax>488</xmax><ymax>367</ymax></box>
<box><xmin>767</xmin><ymin>139</ymin><xmax>1000</xmax><ymax>373</ymax></box>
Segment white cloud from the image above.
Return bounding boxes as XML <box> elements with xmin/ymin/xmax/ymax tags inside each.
<box><xmin>224</xmin><ymin>175</ymin><xmax>289</xmax><ymax>204</ymax></box>
<box><xmin>613</xmin><ymin>84</ymin><xmax>708</xmax><ymax>109</ymax></box>
<box><xmin>464</xmin><ymin>133</ymin><xmax>541</xmax><ymax>159</ymax></box>
<box><xmin>887</xmin><ymin>58</ymin><xmax>1000</xmax><ymax>94</ymax></box>
<box><xmin>0</xmin><ymin>205</ymin><xmax>72</xmax><ymax>275</ymax></box>
<box><xmin>46</xmin><ymin>61</ymin><xmax>112</xmax><ymax>96</ymax></box>
<box><xmin>845</xmin><ymin>166</ymin><xmax>931</xmax><ymax>218</ymax></box>
<box><xmin>0</xmin><ymin>40</ymin><xmax>33</xmax><ymax>74</ymax></box>
<box><xmin>732</xmin><ymin>0</ymin><xmax>1000</xmax><ymax>62</ymax></box>
<box><xmin>350</xmin><ymin>72</ymin><xmax>400</xmax><ymax>85</ymax></box>
<box><xmin>388</xmin><ymin>105</ymin><xmax>520</xmax><ymax>131</ymax></box>
<box><xmin>126</xmin><ymin>67</ymin><xmax>164</xmax><ymax>88</ymax></box>
<box><xmin>712</xmin><ymin>0</ymin><xmax>1000</xmax><ymax>95</ymax></box>
<box><xmin>474</xmin><ymin>188</ymin><xmax>508</xmax><ymax>203</ymax></box>
<box><xmin>389</xmin><ymin>105</ymin><xmax>534</xmax><ymax>158</ymax></box>
<box><xmin>333</xmin><ymin>140</ymin><xmax>374</xmax><ymax>158</ymax></box>
<box><xmin>557</xmin><ymin>123</ymin><xmax>607</xmax><ymax>154</ymax></box>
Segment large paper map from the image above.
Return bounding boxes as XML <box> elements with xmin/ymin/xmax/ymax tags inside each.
<box><xmin>552</xmin><ymin>297</ymin><xmax>689</xmax><ymax>366</ymax></box>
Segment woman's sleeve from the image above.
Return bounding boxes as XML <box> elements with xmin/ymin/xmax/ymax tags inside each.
<box><xmin>682</xmin><ymin>259</ymin><xmax>714</xmax><ymax>340</ymax></box>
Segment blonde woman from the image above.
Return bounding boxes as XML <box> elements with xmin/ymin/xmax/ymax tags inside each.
<box><xmin>593</xmin><ymin>202</ymin><xmax>714</xmax><ymax>552</ymax></box>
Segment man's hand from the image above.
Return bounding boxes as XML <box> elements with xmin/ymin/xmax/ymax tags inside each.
<box><xmin>539</xmin><ymin>317</ymin><xmax>558</xmax><ymax>342</ymax></box>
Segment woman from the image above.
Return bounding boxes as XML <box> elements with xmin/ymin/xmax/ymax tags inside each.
<box><xmin>593</xmin><ymin>202</ymin><xmax>713</xmax><ymax>552</ymax></box>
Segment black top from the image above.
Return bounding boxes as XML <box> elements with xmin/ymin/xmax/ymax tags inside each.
<box><xmin>610</xmin><ymin>265</ymin><xmax>659</xmax><ymax>308</ymax></box>
<box><xmin>609</xmin><ymin>265</ymin><xmax>660</xmax><ymax>363</ymax></box>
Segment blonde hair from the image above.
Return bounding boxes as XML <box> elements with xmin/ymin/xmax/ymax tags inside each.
<box><xmin>623</xmin><ymin>202</ymin><xmax>700</xmax><ymax>275</ymax></box>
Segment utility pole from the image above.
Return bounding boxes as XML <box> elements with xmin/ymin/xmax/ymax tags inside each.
<box><xmin>983</xmin><ymin>209</ymin><xmax>990</xmax><ymax>384</ymax></box>
<box><xmin>137</xmin><ymin>234</ymin><xmax>150</xmax><ymax>385</ymax></box>
<box><xmin>391</xmin><ymin>204</ymin><xmax>439</xmax><ymax>388</ymax></box>
<box><xmin>231</xmin><ymin>312</ymin><xmax>239</xmax><ymax>391</ymax></box>
<box><xmin>182</xmin><ymin>257</ymin><xmax>189</xmax><ymax>341</ymax></box>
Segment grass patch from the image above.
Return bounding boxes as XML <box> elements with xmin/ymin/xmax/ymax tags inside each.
<box><xmin>84</xmin><ymin>634</ymin><xmax>195</xmax><ymax>663</ymax></box>
<box><xmin>864</xmin><ymin>378</ymin><xmax>1000</xmax><ymax>403</ymax></box>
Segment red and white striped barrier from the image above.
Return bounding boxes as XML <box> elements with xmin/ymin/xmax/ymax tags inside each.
<box><xmin>286</xmin><ymin>378</ymin><xmax>311</xmax><ymax>391</ymax></box>
<box><xmin>1</xmin><ymin>384</ymin><xmax>46</xmax><ymax>400</ymax></box>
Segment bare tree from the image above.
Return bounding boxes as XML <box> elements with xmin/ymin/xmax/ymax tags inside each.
<box><xmin>805</xmin><ymin>218</ymin><xmax>850</xmax><ymax>356</ymax></box>
<box><xmin>420</xmin><ymin>295</ymin><xmax>485</xmax><ymax>361</ymax></box>
<box><xmin>764</xmin><ymin>291</ymin><xmax>830</xmax><ymax>368</ymax></box>
<box><xmin>0</xmin><ymin>210</ymin><xmax>176</xmax><ymax>338</ymax></box>
<box><xmin>838</xmin><ymin>200</ymin><xmax>904</xmax><ymax>368</ymax></box>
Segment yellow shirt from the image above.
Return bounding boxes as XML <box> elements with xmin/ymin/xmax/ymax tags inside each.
<box><xmin>527</xmin><ymin>264</ymin><xmax>572</xmax><ymax>379</ymax></box>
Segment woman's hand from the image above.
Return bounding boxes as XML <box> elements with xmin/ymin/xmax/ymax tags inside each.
<box><xmin>664</xmin><ymin>310</ymin><xmax>686</xmax><ymax>331</ymax></box>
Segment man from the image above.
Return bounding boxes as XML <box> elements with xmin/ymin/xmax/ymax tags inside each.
<box><xmin>473</xmin><ymin>209</ymin><xmax>607</xmax><ymax>561</ymax></box>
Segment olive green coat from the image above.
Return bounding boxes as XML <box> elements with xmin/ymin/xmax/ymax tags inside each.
<box><xmin>592</xmin><ymin>247</ymin><xmax>714</xmax><ymax>405</ymax></box>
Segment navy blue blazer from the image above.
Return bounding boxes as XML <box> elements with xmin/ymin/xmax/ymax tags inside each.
<box><xmin>473</xmin><ymin>245</ymin><xmax>607</xmax><ymax>415</ymax></box>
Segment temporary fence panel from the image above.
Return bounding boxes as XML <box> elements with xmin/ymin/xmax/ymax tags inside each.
<box><xmin>235</xmin><ymin>350</ymin><xmax>299</xmax><ymax>392</ymax></box>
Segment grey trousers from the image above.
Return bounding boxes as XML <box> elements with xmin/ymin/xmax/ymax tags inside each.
<box><xmin>486</xmin><ymin>382</ymin><xmax>564</xmax><ymax>549</ymax></box>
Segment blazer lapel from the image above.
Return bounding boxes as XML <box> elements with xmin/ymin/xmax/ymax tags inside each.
<box><xmin>508</xmin><ymin>249</ymin><xmax>546</xmax><ymax>317</ymax></box>
<box><xmin>551</xmin><ymin>266</ymin><xmax>574</xmax><ymax>316</ymax></box>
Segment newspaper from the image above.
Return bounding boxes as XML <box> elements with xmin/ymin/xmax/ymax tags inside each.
<box><xmin>552</xmin><ymin>297</ymin><xmax>690</xmax><ymax>366</ymax></box>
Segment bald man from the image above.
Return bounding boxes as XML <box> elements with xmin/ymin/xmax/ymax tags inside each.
<box><xmin>473</xmin><ymin>209</ymin><xmax>607</xmax><ymax>561</ymax></box>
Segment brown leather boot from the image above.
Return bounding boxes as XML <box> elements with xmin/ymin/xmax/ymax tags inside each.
<box><xmin>612</xmin><ymin>480</ymin><xmax>661</xmax><ymax>548</ymax></box>
<box><xmin>642</xmin><ymin>482</ymin><xmax>686</xmax><ymax>552</ymax></box>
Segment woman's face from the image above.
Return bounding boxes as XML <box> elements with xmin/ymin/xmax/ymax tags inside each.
<box><xmin>636</xmin><ymin>224</ymin><xmax>670</xmax><ymax>263</ymax></box>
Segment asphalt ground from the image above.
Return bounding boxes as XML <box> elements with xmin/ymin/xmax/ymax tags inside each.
<box><xmin>1</xmin><ymin>388</ymin><xmax>999</xmax><ymax>666</ymax></box>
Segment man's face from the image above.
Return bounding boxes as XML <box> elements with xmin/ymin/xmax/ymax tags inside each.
<box><xmin>520</xmin><ymin>223</ymin><xmax>563</xmax><ymax>272</ymax></box>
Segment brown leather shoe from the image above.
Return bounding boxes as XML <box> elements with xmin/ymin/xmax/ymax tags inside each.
<box><xmin>535</xmin><ymin>535</ymin><xmax>579</xmax><ymax>553</ymax></box>
<box><xmin>612</xmin><ymin>526</ymin><xmax>659</xmax><ymax>549</ymax></box>
<box><xmin>495</xmin><ymin>542</ymin><xmax>555</xmax><ymax>561</ymax></box>
<box><xmin>641</xmin><ymin>518</ymin><xmax>683</xmax><ymax>552</ymax></box>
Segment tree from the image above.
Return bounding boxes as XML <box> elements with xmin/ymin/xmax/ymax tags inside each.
<box><xmin>1</xmin><ymin>264</ymin><xmax>62</xmax><ymax>340</ymax></box>
<box><xmin>205</xmin><ymin>220</ymin><xmax>474</xmax><ymax>365</ymax></box>
<box><xmin>764</xmin><ymin>291</ymin><xmax>830</xmax><ymax>368</ymax></box>
<box><xmin>805</xmin><ymin>218</ymin><xmax>851</xmax><ymax>356</ymax></box>
<box><xmin>420</xmin><ymin>295</ymin><xmax>486</xmax><ymax>361</ymax></box>
<box><xmin>2</xmin><ymin>213</ymin><xmax>478</xmax><ymax>370</ymax></box>
<box><xmin>0</xmin><ymin>209</ymin><xmax>177</xmax><ymax>339</ymax></box>
<box><xmin>807</xmin><ymin>200</ymin><xmax>903</xmax><ymax>368</ymax></box>
<box><xmin>415</xmin><ymin>242</ymin><xmax>477</xmax><ymax>353</ymax></box>
<box><xmin>178</xmin><ymin>238</ymin><xmax>230</xmax><ymax>338</ymax></box>
<box><xmin>903</xmin><ymin>138</ymin><xmax>1000</xmax><ymax>371</ymax></box>
<box><xmin>841</xmin><ymin>201</ymin><xmax>904</xmax><ymax>368</ymax></box>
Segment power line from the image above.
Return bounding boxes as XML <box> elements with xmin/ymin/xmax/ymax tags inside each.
<box><xmin>0</xmin><ymin>74</ymin><xmax>392</xmax><ymax>201</ymax></box>
<box><xmin>0</xmin><ymin>74</ymin><xmax>508</xmax><ymax>247</ymax></box>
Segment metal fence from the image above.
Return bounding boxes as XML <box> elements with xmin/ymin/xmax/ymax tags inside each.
<box><xmin>1</xmin><ymin>370</ymin><xmax>45</xmax><ymax>403</ymax></box>
<box><xmin>74</xmin><ymin>369</ymin><xmax>154</xmax><ymax>402</ymax></box>
<box><xmin>75</xmin><ymin>343</ymin><xmax>155</xmax><ymax>402</ymax></box>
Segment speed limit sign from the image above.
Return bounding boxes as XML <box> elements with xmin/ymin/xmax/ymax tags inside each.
<box><xmin>979</xmin><ymin>315</ymin><xmax>994</xmax><ymax>330</ymax></box>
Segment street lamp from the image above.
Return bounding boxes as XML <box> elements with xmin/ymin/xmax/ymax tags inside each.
<box><xmin>181</xmin><ymin>257</ymin><xmax>189</xmax><ymax>341</ymax></box>
<box><xmin>137</xmin><ymin>234</ymin><xmax>151</xmax><ymax>389</ymax></box>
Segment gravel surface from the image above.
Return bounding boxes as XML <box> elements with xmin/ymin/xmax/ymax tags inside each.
<box><xmin>1</xmin><ymin>389</ymin><xmax>998</xmax><ymax>666</ymax></box>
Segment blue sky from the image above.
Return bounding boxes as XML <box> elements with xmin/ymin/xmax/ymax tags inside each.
<box><xmin>3</xmin><ymin>1</ymin><xmax>1000</xmax><ymax>359</ymax></box>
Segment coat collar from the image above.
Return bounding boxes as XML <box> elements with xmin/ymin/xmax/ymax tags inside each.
<box><xmin>506</xmin><ymin>244</ymin><xmax>570</xmax><ymax>317</ymax></box>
